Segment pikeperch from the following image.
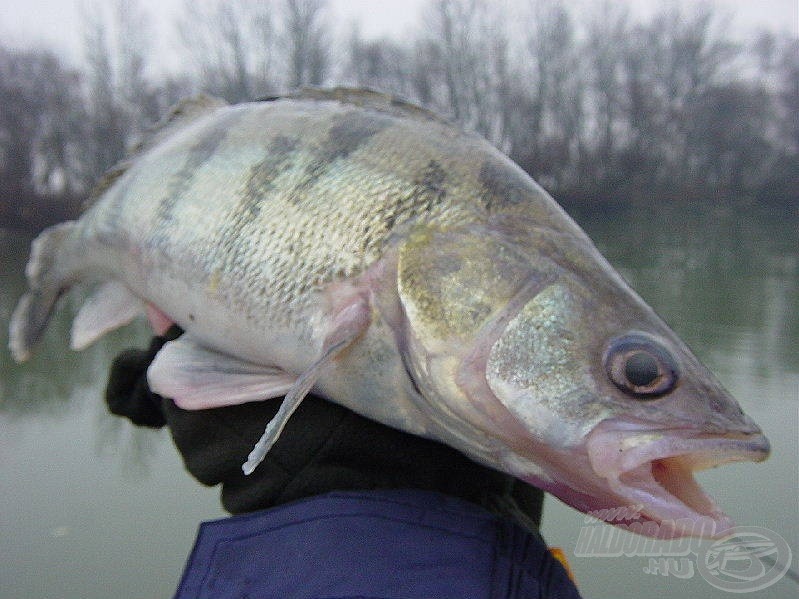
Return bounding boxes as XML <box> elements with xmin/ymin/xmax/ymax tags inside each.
<box><xmin>9</xmin><ymin>88</ymin><xmax>769</xmax><ymax>538</ymax></box>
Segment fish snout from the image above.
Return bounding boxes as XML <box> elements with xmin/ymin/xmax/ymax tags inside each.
<box><xmin>700</xmin><ymin>408</ymin><xmax>768</xmax><ymax>445</ymax></box>
<box><xmin>733</xmin><ymin>431</ymin><xmax>770</xmax><ymax>462</ymax></box>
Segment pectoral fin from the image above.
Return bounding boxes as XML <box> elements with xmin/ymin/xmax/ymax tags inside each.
<box><xmin>242</xmin><ymin>295</ymin><xmax>371</xmax><ymax>475</ymax></box>
<box><xmin>147</xmin><ymin>335</ymin><xmax>297</xmax><ymax>409</ymax></box>
<box><xmin>71</xmin><ymin>281</ymin><xmax>143</xmax><ymax>350</ymax></box>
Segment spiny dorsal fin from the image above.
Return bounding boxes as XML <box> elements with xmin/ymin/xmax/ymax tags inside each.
<box><xmin>260</xmin><ymin>86</ymin><xmax>450</xmax><ymax>125</ymax></box>
<box><xmin>129</xmin><ymin>93</ymin><xmax>229</xmax><ymax>155</ymax></box>
<box><xmin>85</xmin><ymin>94</ymin><xmax>228</xmax><ymax>208</ymax></box>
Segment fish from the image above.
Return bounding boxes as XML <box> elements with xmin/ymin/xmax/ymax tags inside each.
<box><xmin>9</xmin><ymin>87</ymin><xmax>769</xmax><ymax>538</ymax></box>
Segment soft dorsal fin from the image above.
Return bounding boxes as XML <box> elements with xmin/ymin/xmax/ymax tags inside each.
<box><xmin>259</xmin><ymin>86</ymin><xmax>450</xmax><ymax>125</ymax></box>
<box><xmin>85</xmin><ymin>94</ymin><xmax>228</xmax><ymax>207</ymax></box>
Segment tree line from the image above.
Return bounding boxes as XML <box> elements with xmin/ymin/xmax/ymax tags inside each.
<box><xmin>1</xmin><ymin>0</ymin><xmax>797</xmax><ymax>232</ymax></box>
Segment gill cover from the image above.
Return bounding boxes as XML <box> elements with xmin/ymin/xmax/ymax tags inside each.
<box><xmin>485</xmin><ymin>280</ymin><xmax>605</xmax><ymax>448</ymax></box>
<box><xmin>395</xmin><ymin>222</ymin><xmax>557</xmax><ymax>459</ymax></box>
<box><xmin>397</xmin><ymin>224</ymin><xmax>534</xmax><ymax>350</ymax></box>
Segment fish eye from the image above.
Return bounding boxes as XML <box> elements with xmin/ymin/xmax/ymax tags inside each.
<box><xmin>604</xmin><ymin>334</ymin><xmax>678</xmax><ymax>398</ymax></box>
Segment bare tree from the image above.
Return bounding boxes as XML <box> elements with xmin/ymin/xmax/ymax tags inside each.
<box><xmin>79</xmin><ymin>0</ymin><xmax>163</xmax><ymax>185</ymax></box>
<box><xmin>281</xmin><ymin>0</ymin><xmax>330</xmax><ymax>88</ymax></box>
<box><xmin>81</xmin><ymin>4</ymin><xmax>126</xmax><ymax>184</ymax></box>
<box><xmin>584</xmin><ymin>2</ymin><xmax>630</xmax><ymax>172</ymax></box>
<box><xmin>776</xmin><ymin>37</ymin><xmax>799</xmax><ymax>153</ymax></box>
<box><xmin>178</xmin><ymin>0</ymin><xmax>276</xmax><ymax>101</ymax></box>
<box><xmin>346</xmin><ymin>26</ymin><xmax>414</xmax><ymax>98</ymax></box>
<box><xmin>636</xmin><ymin>6</ymin><xmax>736</xmax><ymax>185</ymax></box>
<box><xmin>512</xmin><ymin>0</ymin><xmax>584</xmax><ymax>190</ymax></box>
<box><xmin>758</xmin><ymin>35</ymin><xmax>799</xmax><ymax>209</ymax></box>
<box><xmin>114</xmin><ymin>0</ymin><xmax>159</xmax><ymax>132</ymax></box>
<box><xmin>0</xmin><ymin>45</ymin><xmax>84</xmax><ymax>228</ymax></box>
<box><xmin>419</xmin><ymin>0</ymin><xmax>509</xmax><ymax>142</ymax></box>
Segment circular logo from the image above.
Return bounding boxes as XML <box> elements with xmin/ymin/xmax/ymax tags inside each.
<box><xmin>696</xmin><ymin>526</ymin><xmax>792</xmax><ymax>593</ymax></box>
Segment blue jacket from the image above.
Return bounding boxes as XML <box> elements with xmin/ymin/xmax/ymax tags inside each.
<box><xmin>175</xmin><ymin>489</ymin><xmax>582</xmax><ymax>598</ymax></box>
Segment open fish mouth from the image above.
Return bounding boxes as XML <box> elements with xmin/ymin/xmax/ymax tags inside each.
<box><xmin>585</xmin><ymin>420</ymin><xmax>770</xmax><ymax>538</ymax></box>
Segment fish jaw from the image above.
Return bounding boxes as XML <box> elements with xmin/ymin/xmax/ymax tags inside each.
<box><xmin>544</xmin><ymin>418</ymin><xmax>771</xmax><ymax>538</ymax></box>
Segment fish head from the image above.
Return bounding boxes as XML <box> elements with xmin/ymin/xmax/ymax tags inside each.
<box><xmin>397</xmin><ymin>221</ymin><xmax>769</xmax><ymax>538</ymax></box>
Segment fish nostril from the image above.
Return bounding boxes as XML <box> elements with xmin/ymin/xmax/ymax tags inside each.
<box><xmin>730</xmin><ymin>414</ymin><xmax>765</xmax><ymax>437</ymax></box>
<box><xmin>708</xmin><ymin>394</ymin><xmax>724</xmax><ymax>413</ymax></box>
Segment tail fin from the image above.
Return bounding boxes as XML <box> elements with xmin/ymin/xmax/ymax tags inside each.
<box><xmin>9</xmin><ymin>221</ymin><xmax>78</xmax><ymax>362</ymax></box>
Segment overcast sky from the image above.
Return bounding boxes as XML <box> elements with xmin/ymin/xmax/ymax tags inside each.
<box><xmin>1</xmin><ymin>0</ymin><xmax>796</xmax><ymax>68</ymax></box>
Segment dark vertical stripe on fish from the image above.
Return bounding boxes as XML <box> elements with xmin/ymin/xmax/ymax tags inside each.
<box><xmin>288</xmin><ymin>110</ymin><xmax>394</xmax><ymax>205</ymax></box>
<box><xmin>361</xmin><ymin>160</ymin><xmax>449</xmax><ymax>256</ymax></box>
<box><xmin>243</xmin><ymin>136</ymin><xmax>301</xmax><ymax>217</ymax></box>
<box><xmin>150</xmin><ymin>109</ymin><xmax>248</xmax><ymax>249</ymax></box>
<box><xmin>215</xmin><ymin>135</ymin><xmax>302</xmax><ymax>282</ymax></box>
<box><xmin>478</xmin><ymin>157</ymin><xmax>536</xmax><ymax>213</ymax></box>
<box><xmin>91</xmin><ymin>168</ymin><xmax>138</xmax><ymax>246</ymax></box>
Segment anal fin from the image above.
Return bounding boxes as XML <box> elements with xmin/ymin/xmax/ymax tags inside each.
<box><xmin>71</xmin><ymin>281</ymin><xmax>142</xmax><ymax>350</ymax></box>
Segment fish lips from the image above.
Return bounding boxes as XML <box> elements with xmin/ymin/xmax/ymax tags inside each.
<box><xmin>584</xmin><ymin>418</ymin><xmax>770</xmax><ymax>539</ymax></box>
